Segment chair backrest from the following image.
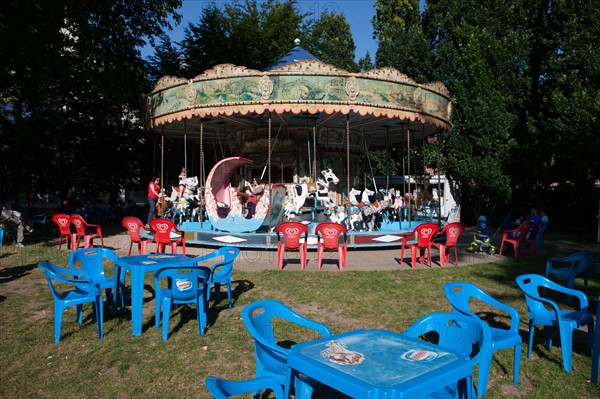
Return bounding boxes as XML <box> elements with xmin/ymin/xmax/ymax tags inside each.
<box><xmin>514</xmin><ymin>220</ymin><xmax>532</xmax><ymax>241</ymax></box>
<box><xmin>241</xmin><ymin>299</ymin><xmax>332</xmax><ymax>372</ymax></box>
<box><xmin>275</xmin><ymin>221</ymin><xmax>308</xmax><ymax>250</ymax></box>
<box><xmin>38</xmin><ymin>261</ymin><xmax>94</xmax><ymax>298</ymax></box>
<box><xmin>68</xmin><ymin>248</ymin><xmax>117</xmax><ymax>283</ymax></box>
<box><xmin>444</xmin><ymin>282</ymin><xmax>520</xmax><ymax>331</ymax></box>
<box><xmin>315</xmin><ymin>222</ymin><xmax>347</xmax><ymax>250</ymax></box>
<box><xmin>206</xmin><ymin>247</ymin><xmax>241</xmax><ymax>279</ymax></box>
<box><xmin>415</xmin><ymin>222</ymin><xmax>439</xmax><ymax>247</ymax></box>
<box><xmin>52</xmin><ymin>213</ymin><xmax>72</xmax><ymax>235</ymax></box>
<box><xmin>149</xmin><ymin>219</ymin><xmax>180</xmax><ymax>244</ymax></box>
<box><xmin>403</xmin><ymin>312</ymin><xmax>490</xmax><ymax>360</ymax></box>
<box><xmin>546</xmin><ymin>251</ymin><xmax>599</xmax><ymax>276</ymax></box>
<box><xmin>70</xmin><ymin>214</ymin><xmax>90</xmax><ymax>235</ymax></box>
<box><xmin>439</xmin><ymin>222</ymin><xmax>465</xmax><ymax>247</ymax></box>
<box><xmin>122</xmin><ymin>216</ymin><xmax>145</xmax><ymax>242</ymax></box>
<box><xmin>515</xmin><ymin>273</ymin><xmax>578</xmax><ymax>318</ymax></box>
<box><xmin>206</xmin><ymin>376</ymin><xmax>284</xmax><ymax>399</ymax></box>
<box><xmin>155</xmin><ymin>266</ymin><xmax>210</xmax><ymax>302</ymax></box>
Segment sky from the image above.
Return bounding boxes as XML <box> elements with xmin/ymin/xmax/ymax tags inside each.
<box><xmin>141</xmin><ymin>0</ymin><xmax>379</xmax><ymax>62</ymax></box>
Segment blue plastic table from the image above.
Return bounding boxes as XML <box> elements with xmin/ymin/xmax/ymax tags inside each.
<box><xmin>116</xmin><ymin>253</ymin><xmax>198</xmax><ymax>336</ymax></box>
<box><xmin>285</xmin><ymin>329</ymin><xmax>474</xmax><ymax>399</ymax></box>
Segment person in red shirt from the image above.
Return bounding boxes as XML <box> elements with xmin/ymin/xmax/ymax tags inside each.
<box><xmin>147</xmin><ymin>176</ymin><xmax>160</xmax><ymax>224</ymax></box>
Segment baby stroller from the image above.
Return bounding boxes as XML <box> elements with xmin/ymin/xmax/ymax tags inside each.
<box><xmin>467</xmin><ymin>215</ymin><xmax>497</xmax><ymax>255</ymax></box>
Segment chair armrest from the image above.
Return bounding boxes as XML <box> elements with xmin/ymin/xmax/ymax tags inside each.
<box><xmin>280</xmin><ymin>311</ymin><xmax>333</xmax><ymax>337</ymax></box>
<box><xmin>542</xmin><ymin>278</ymin><xmax>589</xmax><ymax>308</ymax></box>
<box><xmin>210</xmin><ymin>260</ymin><xmax>233</xmax><ymax>278</ymax></box>
<box><xmin>195</xmin><ymin>250</ymin><xmax>223</xmax><ymax>263</ymax></box>
<box><xmin>480</xmin><ymin>295</ymin><xmax>521</xmax><ymax>330</ymax></box>
<box><xmin>45</xmin><ymin>265</ymin><xmax>94</xmax><ymax>287</ymax></box>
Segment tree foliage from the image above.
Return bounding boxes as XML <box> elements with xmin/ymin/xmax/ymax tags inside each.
<box><xmin>304</xmin><ymin>10</ymin><xmax>358</xmax><ymax>72</ymax></box>
<box><xmin>0</xmin><ymin>0</ymin><xmax>182</xmax><ymax>202</ymax></box>
<box><xmin>178</xmin><ymin>0</ymin><xmax>307</xmax><ymax>75</ymax></box>
<box><xmin>372</xmin><ymin>0</ymin><xmax>599</xmax><ymax>226</ymax></box>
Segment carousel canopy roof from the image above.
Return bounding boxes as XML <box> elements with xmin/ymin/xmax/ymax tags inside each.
<box><xmin>262</xmin><ymin>42</ymin><xmax>319</xmax><ymax>71</ymax></box>
<box><xmin>144</xmin><ymin>43</ymin><xmax>454</xmax><ymax>150</ymax></box>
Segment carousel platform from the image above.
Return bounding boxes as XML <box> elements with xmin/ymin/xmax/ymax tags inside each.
<box><xmin>179</xmin><ymin>219</ymin><xmax>431</xmax><ymax>250</ymax></box>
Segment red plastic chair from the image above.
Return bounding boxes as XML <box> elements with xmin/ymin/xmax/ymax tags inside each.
<box><xmin>51</xmin><ymin>213</ymin><xmax>72</xmax><ymax>250</ymax></box>
<box><xmin>121</xmin><ymin>216</ymin><xmax>153</xmax><ymax>255</ymax></box>
<box><xmin>275</xmin><ymin>221</ymin><xmax>309</xmax><ymax>270</ymax></box>
<box><xmin>433</xmin><ymin>222</ymin><xmax>466</xmax><ymax>267</ymax></box>
<box><xmin>399</xmin><ymin>222</ymin><xmax>439</xmax><ymax>268</ymax></box>
<box><xmin>524</xmin><ymin>224</ymin><xmax>540</xmax><ymax>257</ymax></box>
<box><xmin>149</xmin><ymin>219</ymin><xmax>186</xmax><ymax>255</ymax></box>
<box><xmin>315</xmin><ymin>222</ymin><xmax>347</xmax><ymax>270</ymax></box>
<box><xmin>71</xmin><ymin>214</ymin><xmax>103</xmax><ymax>250</ymax></box>
<box><xmin>499</xmin><ymin>220</ymin><xmax>532</xmax><ymax>260</ymax></box>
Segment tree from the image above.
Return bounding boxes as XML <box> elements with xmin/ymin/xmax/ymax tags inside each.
<box><xmin>304</xmin><ymin>11</ymin><xmax>358</xmax><ymax>72</ymax></box>
<box><xmin>180</xmin><ymin>1</ymin><xmax>307</xmax><ymax>73</ymax></box>
<box><xmin>179</xmin><ymin>2</ymin><xmax>229</xmax><ymax>76</ymax></box>
<box><xmin>373</xmin><ymin>0</ymin><xmax>434</xmax><ymax>82</ymax></box>
<box><xmin>419</xmin><ymin>0</ymin><xmax>529</xmax><ymax>220</ymax></box>
<box><xmin>146</xmin><ymin>34</ymin><xmax>184</xmax><ymax>85</ymax></box>
<box><xmin>358</xmin><ymin>51</ymin><xmax>374</xmax><ymax>72</ymax></box>
<box><xmin>0</xmin><ymin>0</ymin><xmax>182</xmax><ymax>201</ymax></box>
<box><xmin>509</xmin><ymin>0</ymin><xmax>600</xmax><ymax>224</ymax></box>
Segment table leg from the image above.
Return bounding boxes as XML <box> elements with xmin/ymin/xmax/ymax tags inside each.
<box><xmin>284</xmin><ymin>367</ymin><xmax>293</xmax><ymax>399</ymax></box>
<box><xmin>130</xmin><ymin>267</ymin><xmax>144</xmax><ymax>336</ymax></box>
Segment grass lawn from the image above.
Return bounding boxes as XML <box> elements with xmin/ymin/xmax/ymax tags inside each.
<box><xmin>1</xmin><ymin>226</ymin><xmax>599</xmax><ymax>398</ymax></box>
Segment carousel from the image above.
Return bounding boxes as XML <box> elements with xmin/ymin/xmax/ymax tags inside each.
<box><xmin>144</xmin><ymin>40</ymin><xmax>455</xmax><ymax>249</ymax></box>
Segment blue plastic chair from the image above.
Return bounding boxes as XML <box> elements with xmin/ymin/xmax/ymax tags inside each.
<box><xmin>32</xmin><ymin>212</ymin><xmax>49</xmax><ymax>227</ymax></box>
<box><xmin>444</xmin><ymin>282</ymin><xmax>521</xmax><ymax>397</ymax></box>
<box><xmin>205</xmin><ymin>376</ymin><xmax>284</xmax><ymax>399</ymax></box>
<box><xmin>154</xmin><ymin>265</ymin><xmax>211</xmax><ymax>341</ymax></box>
<box><xmin>241</xmin><ymin>299</ymin><xmax>333</xmax><ymax>399</ymax></box>
<box><xmin>195</xmin><ymin>247</ymin><xmax>241</xmax><ymax>309</ymax></box>
<box><xmin>68</xmin><ymin>248</ymin><xmax>125</xmax><ymax>314</ymax></box>
<box><xmin>402</xmin><ymin>312</ymin><xmax>492</xmax><ymax>399</ymax></box>
<box><xmin>515</xmin><ymin>274</ymin><xmax>595</xmax><ymax>372</ymax></box>
<box><xmin>545</xmin><ymin>251</ymin><xmax>599</xmax><ymax>304</ymax></box>
<box><xmin>38</xmin><ymin>261</ymin><xmax>104</xmax><ymax>343</ymax></box>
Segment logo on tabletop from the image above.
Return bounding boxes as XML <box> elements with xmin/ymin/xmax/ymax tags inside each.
<box><xmin>401</xmin><ymin>349</ymin><xmax>438</xmax><ymax>362</ymax></box>
<box><xmin>321</xmin><ymin>341</ymin><xmax>365</xmax><ymax>365</ymax></box>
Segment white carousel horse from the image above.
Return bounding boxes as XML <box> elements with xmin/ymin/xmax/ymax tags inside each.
<box><xmin>361</xmin><ymin>188</ymin><xmax>375</xmax><ymax>204</ymax></box>
<box><xmin>347</xmin><ymin>203</ymin><xmax>363</xmax><ymax>231</ymax></box>
<box><xmin>349</xmin><ymin>187</ymin><xmax>362</xmax><ymax>203</ymax></box>
<box><xmin>329</xmin><ymin>206</ymin><xmax>347</xmax><ymax>225</ymax></box>
<box><xmin>290</xmin><ymin>168</ymin><xmax>339</xmax><ymax>214</ymax></box>
<box><xmin>166</xmin><ymin>176</ymin><xmax>200</xmax><ymax>222</ymax></box>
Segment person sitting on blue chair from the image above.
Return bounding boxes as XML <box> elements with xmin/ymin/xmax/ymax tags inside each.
<box><xmin>1</xmin><ymin>202</ymin><xmax>33</xmax><ymax>247</ymax></box>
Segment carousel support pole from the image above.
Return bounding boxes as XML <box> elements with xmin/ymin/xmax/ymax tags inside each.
<box><xmin>346</xmin><ymin>114</ymin><xmax>350</xmax><ymax>203</ymax></box>
<box><xmin>160</xmin><ymin>126</ymin><xmax>165</xmax><ymax>198</ymax></box>
<box><xmin>313</xmin><ymin>123</ymin><xmax>317</xmax><ymax>182</ymax></box>
<box><xmin>386</xmin><ymin>126</ymin><xmax>390</xmax><ymax>191</ymax></box>
<box><xmin>199</xmin><ymin>119</ymin><xmax>204</xmax><ymax>228</ymax></box>
<box><xmin>407</xmin><ymin>128</ymin><xmax>411</xmax><ymax>229</ymax></box>
<box><xmin>268</xmin><ymin>112</ymin><xmax>272</xmax><ymax>229</ymax></box>
<box><xmin>401</xmin><ymin>125</ymin><xmax>406</xmax><ymax>197</ymax></box>
<box><xmin>437</xmin><ymin>133</ymin><xmax>442</xmax><ymax>226</ymax></box>
<box><xmin>184</xmin><ymin>119</ymin><xmax>188</xmax><ymax>174</ymax></box>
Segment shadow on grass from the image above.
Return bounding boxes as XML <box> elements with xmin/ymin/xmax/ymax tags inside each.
<box><xmin>0</xmin><ymin>262</ymin><xmax>37</xmax><ymax>284</ymax></box>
